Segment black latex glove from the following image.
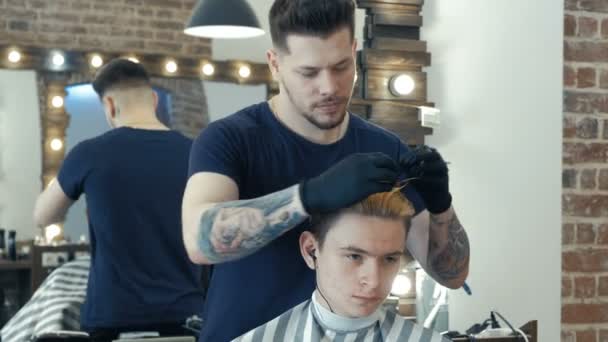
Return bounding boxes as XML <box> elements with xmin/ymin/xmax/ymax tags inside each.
<box><xmin>300</xmin><ymin>152</ymin><xmax>399</xmax><ymax>214</ymax></box>
<box><xmin>401</xmin><ymin>145</ymin><xmax>452</xmax><ymax>214</ymax></box>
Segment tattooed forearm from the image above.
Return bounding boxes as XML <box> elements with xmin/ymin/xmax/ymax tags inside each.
<box><xmin>427</xmin><ymin>207</ymin><xmax>470</xmax><ymax>288</ymax></box>
<box><xmin>198</xmin><ymin>185</ymin><xmax>308</xmax><ymax>263</ymax></box>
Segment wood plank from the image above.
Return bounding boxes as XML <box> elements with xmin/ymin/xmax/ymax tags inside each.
<box><xmin>357</xmin><ymin>1</ymin><xmax>422</xmax><ymax>13</ymax></box>
<box><xmin>373</xmin><ymin>13</ymin><xmax>422</xmax><ymax>27</ymax></box>
<box><xmin>366</xmin><ymin>18</ymin><xmax>420</xmax><ymax>40</ymax></box>
<box><xmin>361</xmin><ymin>49</ymin><xmax>431</xmax><ymax>68</ymax></box>
<box><xmin>364</xmin><ymin>69</ymin><xmax>426</xmax><ymax>101</ymax></box>
<box><xmin>369</xmin><ymin>37</ymin><xmax>427</xmax><ymax>52</ymax></box>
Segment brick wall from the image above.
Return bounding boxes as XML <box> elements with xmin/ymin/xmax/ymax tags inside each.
<box><xmin>152</xmin><ymin>77</ymin><xmax>208</xmax><ymax>138</ymax></box>
<box><xmin>0</xmin><ymin>0</ymin><xmax>211</xmax><ymax>58</ymax></box>
<box><xmin>563</xmin><ymin>1</ymin><xmax>608</xmax><ymax>341</ymax></box>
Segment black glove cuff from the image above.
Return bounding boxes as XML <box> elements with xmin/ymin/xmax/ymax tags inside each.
<box><xmin>298</xmin><ymin>180</ymin><xmax>314</xmax><ymax>215</ymax></box>
<box><xmin>427</xmin><ymin>192</ymin><xmax>452</xmax><ymax>214</ymax></box>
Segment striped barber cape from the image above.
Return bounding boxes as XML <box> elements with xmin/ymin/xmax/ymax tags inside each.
<box><xmin>232</xmin><ymin>299</ymin><xmax>450</xmax><ymax>342</ymax></box>
<box><xmin>1</xmin><ymin>257</ymin><xmax>90</xmax><ymax>342</ymax></box>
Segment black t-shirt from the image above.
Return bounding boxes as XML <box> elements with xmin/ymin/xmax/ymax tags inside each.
<box><xmin>189</xmin><ymin>102</ymin><xmax>424</xmax><ymax>342</ymax></box>
<box><xmin>58</xmin><ymin>127</ymin><xmax>204</xmax><ymax>330</ymax></box>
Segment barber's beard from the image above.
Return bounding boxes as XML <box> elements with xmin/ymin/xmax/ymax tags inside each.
<box><xmin>283</xmin><ymin>83</ymin><xmax>349</xmax><ymax>131</ymax></box>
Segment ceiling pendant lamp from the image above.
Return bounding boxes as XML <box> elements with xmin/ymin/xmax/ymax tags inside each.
<box><xmin>184</xmin><ymin>0</ymin><xmax>265</xmax><ymax>39</ymax></box>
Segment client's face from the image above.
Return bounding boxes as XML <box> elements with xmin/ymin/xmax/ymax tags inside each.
<box><xmin>315</xmin><ymin>213</ymin><xmax>406</xmax><ymax>318</ymax></box>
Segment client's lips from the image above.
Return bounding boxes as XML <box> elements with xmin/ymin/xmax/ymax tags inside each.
<box><xmin>352</xmin><ymin>295</ymin><xmax>382</xmax><ymax>301</ymax></box>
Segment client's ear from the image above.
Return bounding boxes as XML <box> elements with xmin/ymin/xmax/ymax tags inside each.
<box><xmin>299</xmin><ymin>231</ymin><xmax>318</xmax><ymax>270</ymax></box>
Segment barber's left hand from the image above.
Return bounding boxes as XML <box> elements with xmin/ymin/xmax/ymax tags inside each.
<box><xmin>400</xmin><ymin>145</ymin><xmax>452</xmax><ymax>214</ymax></box>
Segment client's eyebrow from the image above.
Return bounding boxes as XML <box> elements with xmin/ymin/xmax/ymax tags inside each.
<box><xmin>340</xmin><ymin>246</ymin><xmax>404</xmax><ymax>257</ymax></box>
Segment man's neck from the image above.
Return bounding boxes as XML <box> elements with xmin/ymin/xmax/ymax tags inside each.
<box><xmin>270</xmin><ymin>95</ymin><xmax>349</xmax><ymax>145</ymax></box>
<box><xmin>115</xmin><ymin>111</ymin><xmax>169</xmax><ymax>130</ymax></box>
<box><xmin>311</xmin><ymin>290</ymin><xmax>381</xmax><ymax>332</ymax></box>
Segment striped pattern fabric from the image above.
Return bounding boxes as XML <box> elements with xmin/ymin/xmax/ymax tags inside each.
<box><xmin>233</xmin><ymin>300</ymin><xmax>450</xmax><ymax>342</ymax></box>
<box><xmin>1</xmin><ymin>257</ymin><xmax>90</xmax><ymax>342</ymax></box>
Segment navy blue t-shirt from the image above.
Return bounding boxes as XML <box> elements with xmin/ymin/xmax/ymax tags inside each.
<box><xmin>189</xmin><ymin>102</ymin><xmax>424</xmax><ymax>342</ymax></box>
<box><xmin>58</xmin><ymin>127</ymin><xmax>204</xmax><ymax>330</ymax></box>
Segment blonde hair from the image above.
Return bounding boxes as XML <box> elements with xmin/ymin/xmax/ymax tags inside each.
<box><xmin>310</xmin><ymin>188</ymin><xmax>415</xmax><ymax>247</ymax></box>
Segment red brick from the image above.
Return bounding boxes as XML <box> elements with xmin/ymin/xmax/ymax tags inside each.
<box><xmin>565</xmin><ymin>65</ymin><xmax>576</xmax><ymax>87</ymax></box>
<box><xmin>146</xmin><ymin>0</ymin><xmax>182</xmax><ymax>8</ymax></box>
<box><xmin>600</xmin><ymin>70</ymin><xmax>608</xmax><ymax>89</ymax></box>
<box><xmin>563</xmin><ymin>169</ymin><xmax>578</xmax><ymax>189</ymax></box>
<box><xmin>563</xmin><ymin>303</ymin><xmax>608</xmax><ymax>323</ymax></box>
<box><xmin>578</xmin><ymin>67</ymin><xmax>597</xmax><ymax>88</ymax></box>
<box><xmin>601</xmin><ymin>329</ymin><xmax>608</xmax><ymax>342</ymax></box>
<box><xmin>564</xmin><ymin>116</ymin><xmax>577</xmax><ymax>138</ymax></box>
<box><xmin>598</xmin><ymin>225</ymin><xmax>608</xmax><ymax>244</ymax></box>
<box><xmin>599</xmin><ymin>276</ymin><xmax>608</xmax><ymax>296</ymax></box>
<box><xmin>581</xmin><ymin>169</ymin><xmax>598</xmax><ymax>189</ymax></box>
<box><xmin>578</xmin><ymin>117</ymin><xmax>599</xmax><ymax>139</ymax></box>
<box><xmin>578</xmin><ymin>330</ymin><xmax>598</xmax><ymax>342</ymax></box>
<box><xmin>563</xmin><ymin>276</ymin><xmax>573</xmax><ymax>297</ymax></box>
<box><xmin>563</xmin><ymin>249</ymin><xmax>608</xmax><ymax>272</ymax></box>
<box><xmin>579</xmin><ymin>17</ymin><xmax>599</xmax><ymax>38</ymax></box>
<box><xmin>603</xmin><ymin>19</ymin><xmax>608</xmax><ymax>39</ymax></box>
<box><xmin>578</xmin><ymin>223</ymin><xmax>597</xmax><ymax>243</ymax></box>
<box><xmin>565</xmin><ymin>14</ymin><xmax>577</xmax><ymax>36</ymax></box>
<box><xmin>580</xmin><ymin>330</ymin><xmax>598</xmax><ymax>342</ymax></box>
<box><xmin>564</xmin><ymin>223</ymin><xmax>575</xmax><ymax>244</ymax></box>
<box><xmin>564</xmin><ymin>91</ymin><xmax>608</xmax><ymax>113</ymax></box>
<box><xmin>563</xmin><ymin>143</ymin><xmax>608</xmax><ymax>165</ymax></box>
<box><xmin>575</xmin><ymin>276</ymin><xmax>597</xmax><ymax>298</ymax></box>
<box><xmin>600</xmin><ymin>169</ymin><xmax>608</xmax><ymax>190</ymax></box>
<box><xmin>566</xmin><ymin>41</ymin><xmax>608</xmax><ymax>63</ymax></box>
<box><xmin>578</xmin><ymin>0</ymin><xmax>608</xmax><ymax>13</ymax></box>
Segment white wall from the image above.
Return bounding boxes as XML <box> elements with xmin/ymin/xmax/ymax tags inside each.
<box><xmin>203</xmin><ymin>82</ymin><xmax>267</xmax><ymax>122</ymax></box>
<box><xmin>0</xmin><ymin>70</ymin><xmax>42</xmax><ymax>240</ymax></box>
<box><xmin>421</xmin><ymin>1</ymin><xmax>562</xmax><ymax>341</ymax></box>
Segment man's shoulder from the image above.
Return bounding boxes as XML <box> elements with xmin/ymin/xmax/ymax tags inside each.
<box><xmin>209</xmin><ymin>102</ymin><xmax>271</xmax><ymax>133</ymax></box>
<box><xmin>349</xmin><ymin>113</ymin><xmax>402</xmax><ymax>145</ymax></box>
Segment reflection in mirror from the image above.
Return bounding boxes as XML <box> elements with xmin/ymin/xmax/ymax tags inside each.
<box><xmin>62</xmin><ymin>84</ymin><xmax>173</xmax><ymax>241</ymax></box>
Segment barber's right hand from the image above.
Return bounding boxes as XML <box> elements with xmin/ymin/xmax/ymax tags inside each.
<box><xmin>299</xmin><ymin>152</ymin><xmax>399</xmax><ymax>214</ymax></box>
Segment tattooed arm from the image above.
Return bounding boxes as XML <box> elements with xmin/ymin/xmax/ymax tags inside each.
<box><xmin>182</xmin><ymin>172</ymin><xmax>308</xmax><ymax>264</ymax></box>
<box><xmin>423</xmin><ymin>206</ymin><xmax>470</xmax><ymax>289</ymax></box>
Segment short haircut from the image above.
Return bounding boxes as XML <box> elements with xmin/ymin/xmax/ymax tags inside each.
<box><xmin>310</xmin><ymin>189</ymin><xmax>415</xmax><ymax>249</ymax></box>
<box><xmin>92</xmin><ymin>58</ymin><xmax>151</xmax><ymax>98</ymax></box>
<box><xmin>269</xmin><ymin>0</ymin><xmax>356</xmax><ymax>52</ymax></box>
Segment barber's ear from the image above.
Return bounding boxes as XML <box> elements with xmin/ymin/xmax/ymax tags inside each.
<box><xmin>299</xmin><ymin>231</ymin><xmax>318</xmax><ymax>270</ymax></box>
<box><xmin>266</xmin><ymin>49</ymin><xmax>280</xmax><ymax>81</ymax></box>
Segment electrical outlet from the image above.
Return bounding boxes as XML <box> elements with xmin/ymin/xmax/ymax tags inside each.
<box><xmin>41</xmin><ymin>251</ymin><xmax>69</xmax><ymax>267</ymax></box>
<box><xmin>419</xmin><ymin>106</ymin><xmax>441</xmax><ymax>129</ymax></box>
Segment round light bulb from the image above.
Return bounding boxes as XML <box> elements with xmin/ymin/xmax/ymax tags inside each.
<box><xmin>8</xmin><ymin>50</ymin><xmax>21</xmax><ymax>63</ymax></box>
<box><xmin>165</xmin><ymin>60</ymin><xmax>178</xmax><ymax>73</ymax></box>
<box><xmin>52</xmin><ymin>53</ymin><xmax>65</xmax><ymax>67</ymax></box>
<box><xmin>51</xmin><ymin>95</ymin><xmax>64</xmax><ymax>108</ymax></box>
<box><xmin>50</xmin><ymin>138</ymin><xmax>63</xmax><ymax>151</ymax></box>
<box><xmin>45</xmin><ymin>224</ymin><xmax>62</xmax><ymax>242</ymax></box>
<box><xmin>239</xmin><ymin>65</ymin><xmax>251</xmax><ymax>78</ymax></box>
<box><xmin>90</xmin><ymin>55</ymin><xmax>103</xmax><ymax>68</ymax></box>
<box><xmin>128</xmin><ymin>57</ymin><xmax>140</xmax><ymax>63</ymax></box>
<box><xmin>391</xmin><ymin>274</ymin><xmax>412</xmax><ymax>296</ymax></box>
<box><xmin>390</xmin><ymin>74</ymin><xmax>415</xmax><ymax>96</ymax></box>
<box><xmin>202</xmin><ymin>63</ymin><xmax>215</xmax><ymax>76</ymax></box>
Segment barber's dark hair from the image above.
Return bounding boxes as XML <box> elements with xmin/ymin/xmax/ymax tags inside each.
<box><xmin>310</xmin><ymin>189</ymin><xmax>415</xmax><ymax>249</ymax></box>
<box><xmin>92</xmin><ymin>58</ymin><xmax>151</xmax><ymax>98</ymax></box>
<box><xmin>269</xmin><ymin>0</ymin><xmax>356</xmax><ymax>52</ymax></box>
